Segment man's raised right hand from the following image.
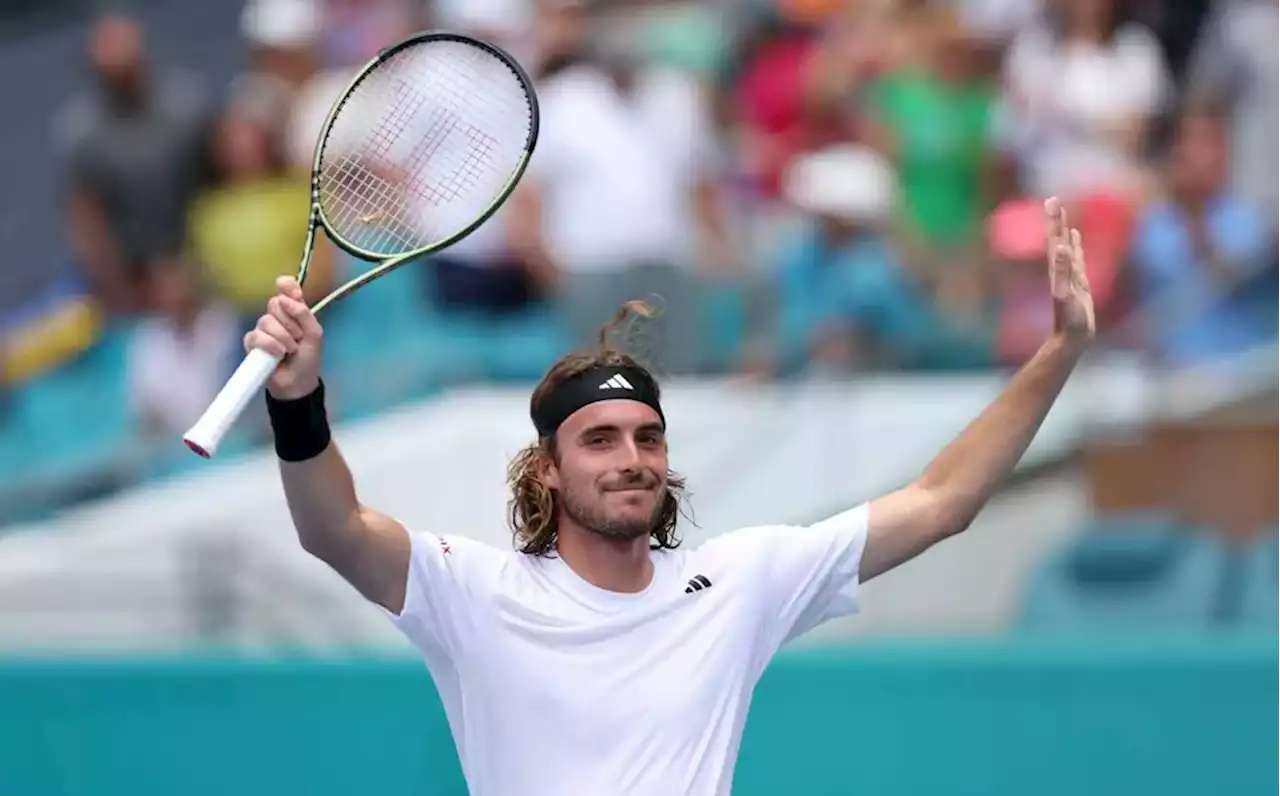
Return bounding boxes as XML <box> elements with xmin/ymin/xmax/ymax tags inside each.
<box><xmin>246</xmin><ymin>275</ymin><xmax>324</xmax><ymax>400</ymax></box>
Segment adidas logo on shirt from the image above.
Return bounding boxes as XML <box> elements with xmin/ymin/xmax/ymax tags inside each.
<box><xmin>684</xmin><ymin>574</ymin><xmax>712</xmax><ymax>594</ymax></box>
<box><xmin>599</xmin><ymin>374</ymin><xmax>634</xmax><ymax>391</ymax></box>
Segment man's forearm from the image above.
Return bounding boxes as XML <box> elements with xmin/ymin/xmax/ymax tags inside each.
<box><xmin>279</xmin><ymin>443</ymin><xmax>364</xmax><ymax>562</ymax></box>
<box><xmin>916</xmin><ymin>335</ymin><xmax>1080</xmax><ymax>530</ymax></box>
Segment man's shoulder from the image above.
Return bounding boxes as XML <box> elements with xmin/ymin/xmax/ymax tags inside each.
<box><xmin>412</xmin><ymin>530</ymin><xmax>513</xmax><ymax>562</ymax></box>
<box><xmin>686</xmin><ymin>525</ymin><xmax>796</xmax><ymax>565</ymax></box>
<box><xmin>52</xmin><ymin>92</ymin><xmax>103</xmax><ymax>160</ymax></box>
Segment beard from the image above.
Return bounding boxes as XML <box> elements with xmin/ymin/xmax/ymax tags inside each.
<box><xmin>560</xmin><ymin>478</ymin><xmax>664</xmax><ymax>541</ymax></box>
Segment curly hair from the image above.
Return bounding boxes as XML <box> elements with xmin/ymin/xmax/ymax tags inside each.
<box><xmin>507</xmin><ymin>300</ymin><xmax>691</xmax><ymax>556</ymax></box>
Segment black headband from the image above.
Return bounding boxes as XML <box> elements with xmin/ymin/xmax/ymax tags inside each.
<box><xmin>532</xmin><ymin>366</ymin><xmax>665</xmax><ymax>437</ymax></box>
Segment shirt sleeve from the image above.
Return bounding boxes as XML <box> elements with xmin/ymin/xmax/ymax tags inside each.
<box><xmin>380</xmin><ymin>530</ymin><xmax>503</xmax><ymax>661</ymax></box>
<box><xmin>708</xmin><ymin>503</ymin><xmax>870</xmax><ymax>660</ymax></box>
<box><xmin>1215</xmin><ymin>200</ymin><xmax>1266</xmax><ymax>270</ymax></box>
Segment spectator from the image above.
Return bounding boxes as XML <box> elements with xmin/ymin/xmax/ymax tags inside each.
<box><xmin>434</xmin><ymin>0</ymin><xmax>534</xmax><ymax>60</ymax></box>
<box><xmin>412</xmin><ymin>7</ymin><xmax>541</xmax><ymax>321</ymax></box>
<box><xmin>610</xmin><ymin>7</ymin><xmax>736</xmax><ymax>275</ymax></box>
<box><xmin>730</xmin><ymin>8</ymin><xmax>842</xmax><ymax>204</ymax></box>
<box><xmin>234</xmin><ymin>0</ymin><xmax>323</xmax><ymax>137</ymax></box>
<box><xmin>317</xmin><ymin>0</ymin><xmax>423</xmax><ymax>68</ymax></box>
<box><xmin>1184</xmin><ymin>0</ymin><xmax>1278</xmax><ymax>234</ymax></box>
<box><xmin>126</xmin><ymin>258</ymin><xmax>239</xmax><ymax>439</ymax></box>
<box><xmin>957</xmin><ymin>0</ymin><xmax>1044</xmax><ymax>48</ymax></box>
<box><xmin>999</xmin><ymin>0</ymin><xmax>1169</xmax><ymax>201</ymax></box>
<box><xmin>55</xmin><ymin>13</ymin><xmax>217</xmax><ymax>315</ymax></box>
<box><xmin>864</xmin><ymin>6</ymin><xmax>998</xmax><ymax>314</ymax></box>
<box><xmin>753</xmin><ymin>144</ymin><xmax>994</xmax><ymax>377</ymax></box>
<box><xmin>187</xmin><ymin>108</ymin><xmax>334</xmax><ymax>326</ymax></box>
<box><xmin>507</xmin><ymin>0</ymin><xmax>716</xmax><ymax>374</ymax></box>
<box><xmin>1129</xmin><ymin>106</ymin><xmax>1275</xmax><ymax>366</ymax></box>
<box><xmin>285</xmin><ymin>0</ymin><xmax>420</xmax><ymax>173</ymax></box>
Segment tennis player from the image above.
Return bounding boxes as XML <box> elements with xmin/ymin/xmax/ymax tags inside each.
<box><xmin>250</xmin><ymin>198</ymin><xmax>1094</xmax><ymax>795</ymax></box>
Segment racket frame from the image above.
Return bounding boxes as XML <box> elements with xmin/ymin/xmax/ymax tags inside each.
<box><xmin>302</xmin><ymin>30</ymin><xmax>541</xmax><ymax>314</ymax></box>
<box><xmin>182</xmin><ymin>31</ymin><xmax>539</xmax><ymax>459</ymax></box>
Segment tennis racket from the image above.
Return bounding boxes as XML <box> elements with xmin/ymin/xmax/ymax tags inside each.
<box><xmin>183</xmin><ymin>31</ymin><xmax>539</xmax><ymax>458</ymax></box>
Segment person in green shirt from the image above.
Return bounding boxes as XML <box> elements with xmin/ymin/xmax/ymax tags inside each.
<box><xmin>867</xmin><ymin>10</ymin><xmax>996</xmax><ymax>244</ymax></box>
<box><xmin>863</xmin><ymin>8</ymin><xmax>998</xmax><ymax>316</ymax></box>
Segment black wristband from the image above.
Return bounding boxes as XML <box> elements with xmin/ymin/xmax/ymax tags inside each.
<box><xmin>266</xmin><ymin>380</ymin><xmax>332</xmax><ymax>462</ymax></box>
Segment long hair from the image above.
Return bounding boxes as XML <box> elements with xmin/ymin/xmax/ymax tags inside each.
<box><xmin>507</xmin><ymin>300</ymin><xmax>691</xmax><ymax>557</ymax></box>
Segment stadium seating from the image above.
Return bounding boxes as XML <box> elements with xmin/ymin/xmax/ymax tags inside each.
<box><xmin>0</xmin><ymin>257</ymin><xmax>762</xmax><ymax>524</ymax></box>
<box><xmin>1235</xmin><ymin>530</ymin><xmax>1279</xmax><ymax>625</ymax></box>
<box><xmin>1017</xmin><ymin>512</ymin><xmax>1233</xmax><ymax>631</ymax></box>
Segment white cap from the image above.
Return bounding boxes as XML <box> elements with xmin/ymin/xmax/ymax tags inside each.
<box><xmin>241</xmin><ymin>0</ymin><xmax>321</xmax><ymax>48</ymax></box>
<box><xmin>435</xmin><ymin>0</ymin><xmax>533</xmax><ymax>39</ymax></box>
<box><xmin>782</xmin><ymin>144</ymin><xmax>897</xmax><ymax>223</ymax></box>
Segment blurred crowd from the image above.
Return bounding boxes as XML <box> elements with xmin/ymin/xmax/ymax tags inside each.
<box><xmin>0</xmin><ymin>0</ymin><xmax>1276</xmax><ymax>515</ymax></box>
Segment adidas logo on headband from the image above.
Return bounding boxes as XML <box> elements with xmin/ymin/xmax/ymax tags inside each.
<box><xmin>598</xmin><ymin>374</ymin><xmax>634</xmax><ymax>391</ymax></box>
<box><xmin>532</xmin><ymin>365</ymin><xmax>664</xmax><ymax>436</ymax></box>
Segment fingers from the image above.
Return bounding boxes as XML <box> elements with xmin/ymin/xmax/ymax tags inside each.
<box><xmin>276</xmin><ymin>275</ymin><xmax>305</xmax><ymax>303</ymax></box>
<box><xmin>1070</xmin><ymin>228</ymin><xmax>1091</xmax><ymax>293</ymax></box>
<box><xmin>1051</xmin><ymin>237</ymin><xmax>1073</xmax><ymax>299</ymax></box>
<box><xmin>1044</xmin><ymin>196</ymin><xmax>1063</xmax><ymax>243</ymax></box>
<box><xmin>245</xmin><ymin>315</ymin><xmax>296</xmax><ymax>358</ymax></box>
<box><xmin>267</xmin><ymin>295</ymin><xmax>306</xmax><ymax>341</ymax></box>
<box><xmin>276</xmin><ymin>292</ymin><xmax>324</xmax><ymax>341</ymax></box>
<box><xmin>245</xmin><ymin>287</ymin><xmax>322</xmax><ymax>357</ymax></box>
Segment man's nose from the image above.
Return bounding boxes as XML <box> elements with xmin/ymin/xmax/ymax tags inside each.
<box><xmin>615</xmin><ymin>438</ymin><xmax>644</xmax><ymax>468</ymax></box>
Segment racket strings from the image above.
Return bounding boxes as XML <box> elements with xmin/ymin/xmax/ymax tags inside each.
<box><xmin>317</xmin><ymin>40</ymin><xmax>533</xmax><ymax>257</ymax></box>
<box><xmin>323</xmin><ymin>80</ymin><xmax>428</xmax><ymax>252</ymax></box>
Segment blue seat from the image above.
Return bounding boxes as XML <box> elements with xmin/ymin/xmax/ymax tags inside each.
<box><xmin>0</xmin><ymin>327</ymin><xmax>139</xmax><ymax>521</ymax></box>
<box><xmin>699</xmin><ymin>278</ymin><xmax>749</xmax><ymax>372</ymax></box>
<box><xmin>1018</xmin><ymin>512</ymin><xmax>1229</xmax><ymax>632</ymax></box>
<box><xmin>5</xmin><ymin>327</ymin><xmax>132</xmax><ymax>476</ymax></box>
<box><xmin>1235</xmin><ymin>531</ymin><xmax>1278</xmax><ymax>625</ymax></box>
<box><xmin>322</xmin><ymin>257</ymin><xmax>458</xmax><ymax>420</ymax></box>
<box><xmin>476</xmin><ymin>307</ymin><xmax>564</xmax><ymax>382</ymax></box>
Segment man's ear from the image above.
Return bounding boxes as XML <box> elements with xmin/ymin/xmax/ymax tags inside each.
<box><xmin>536</xmin><ymin>446</ymin><xmax>561</xmax><ymax>490</ymax></box>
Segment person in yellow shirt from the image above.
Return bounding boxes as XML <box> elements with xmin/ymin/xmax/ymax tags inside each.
<box><xmin>188</xmin><ymin>109</ymin><xmax>335</xmax><ymax>324</ymax></box>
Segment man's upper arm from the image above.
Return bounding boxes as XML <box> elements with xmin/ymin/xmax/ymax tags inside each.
<box><xmin>861</xmin><ymin>484</ymin><xmax>948</xmax><ymax>582</ymax></box>
<box><xmin>712</xmin><ymin>503</ymin><xmax>869</xmax><ymax>660</ymax></box>
<box><xmin>367</xmin><ymin>518</ymin><xmax>500</xmax><ymax>659</ymax></box>
<box><xmin>347</xmin><ymin>506</ymin><xmax>413</xmax><ymax>614</ymax></box>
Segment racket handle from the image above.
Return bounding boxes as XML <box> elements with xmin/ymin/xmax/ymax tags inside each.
<box><xmin>183</xmin><ymin>347</ymin><xmax>283</xmax><ymax>459</ymax></box>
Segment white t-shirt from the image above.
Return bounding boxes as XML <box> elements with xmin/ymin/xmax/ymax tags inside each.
<box><xmin>1000</xmin><ymin>24</ymin><xmax>1169</xmax><ymax>197</ymax></box>
<box><xmin>127</xmin><ymin>306</ymin><xmax>239</xmax><ymax>435</ymax></box>
<box><xmin>526</xmin><ymin>65</ymin><xmax>692</xmax><ymax>274</ymax></box>
<box><xmin>382</xmin><ymin>503</ymin><xmax>870</xmax><ymax>796</ymax></box>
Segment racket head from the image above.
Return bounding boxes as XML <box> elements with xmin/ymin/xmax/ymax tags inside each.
<box><xmin>309</xmin><ymin>31</ymin><xmax>539</xmax><ymax>267</ymax></box>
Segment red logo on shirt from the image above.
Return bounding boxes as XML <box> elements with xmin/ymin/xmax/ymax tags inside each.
<box><xmin>439</xmin><ymin>538</ymin><xmax>452</xmax><ymax>556</ymax></box>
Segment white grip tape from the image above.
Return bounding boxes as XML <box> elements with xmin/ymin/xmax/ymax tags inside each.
<box><xmin>182</xmin><ymin>347</ymin><xmax>283</xmax><ymax>458</ymax></box>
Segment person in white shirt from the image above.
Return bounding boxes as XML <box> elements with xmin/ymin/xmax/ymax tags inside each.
<box><xmin>507</xmin><ymin>0</ymin><xmax>731</xmax><ymax>375</ymax></box>
<box><xmin>244</xmin><ymin>197</ymin><xmax>1096</xmax><ymax>795</ymax></box>
<box><xmin>1000</xmin><ymin>0</ymin><xmax>1169</xmax><ymax>200</ymax></box>
<box><xmin>127</xmin><ymin>258</ymin><xmax>239</xmax><ymax>438</ymax></box>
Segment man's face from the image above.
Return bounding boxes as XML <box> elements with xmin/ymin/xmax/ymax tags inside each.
<box><xmin>1173</xmin><ymin>115</ymin><xmax>1227</xmax><ymax>196</ymax></box>
<box><xmin>90</xmin><ymin>16</ymin><xmax>146</xmax><ymax>107</ymax></box>
<box><xmin>534</xmin><ymin>0</ymin><xmax>587</xmax><ymax>63</ymax></box>
<box><xmin>547</xmin><ymin>400</ymin><xmax>668</xmax><ymax>542</ymax></box>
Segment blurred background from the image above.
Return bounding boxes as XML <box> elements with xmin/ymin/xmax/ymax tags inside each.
<box><xmin>0</xmin><ymin>0</ymin><xmax>1275</xmax><ymax>793</ymax></box>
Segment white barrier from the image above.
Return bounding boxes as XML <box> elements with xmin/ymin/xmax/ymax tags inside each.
<box><xmin>0</xmin><ymin>344</ymin><xmax>1273</xmax><ymax>651</ymax></box>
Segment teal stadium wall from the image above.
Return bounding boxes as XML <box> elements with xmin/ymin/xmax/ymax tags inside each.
<box><xmin>1</xmin><ymin>637</ymin><xmax>1275</xmax><ymax>795</ymax></box>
